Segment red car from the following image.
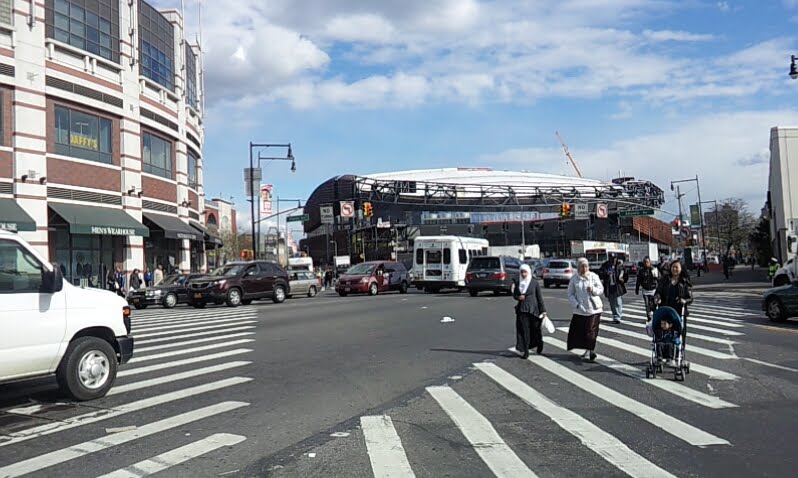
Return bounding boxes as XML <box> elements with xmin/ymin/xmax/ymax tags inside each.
<box><xmin>336</xmin><ymin>261</ymin><xmax>411</xmax><ymax>296</ymax></box>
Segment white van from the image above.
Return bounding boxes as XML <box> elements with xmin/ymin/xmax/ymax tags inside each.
<box><xmin>0</xmin><ymin>231</ymin><xmax>133</xmax><ymax>400</ymax></box>
<box><xmin>412</xmin><ymin>235</ymin><xmax>489</xmax><ymax>292</ymax></box>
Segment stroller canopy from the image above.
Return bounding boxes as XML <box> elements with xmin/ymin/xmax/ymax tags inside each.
<box><xmin>652</xmin><ymin>306</ymin><xmax>683</xmax><ymax>335</ymax></box>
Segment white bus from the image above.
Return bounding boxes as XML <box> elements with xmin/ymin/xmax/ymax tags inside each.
<box><xmin>412</xmin><ymin>236</ymin><xmax>490</xmax><ymax>292</ymax></box>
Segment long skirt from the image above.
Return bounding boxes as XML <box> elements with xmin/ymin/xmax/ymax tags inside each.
<box><xmin>567</xmin><ymin>313</ymin><xmax>602</xmax><ymax>351</ymax></box>
<box><xmin>516</xmin><ymin>312</ymin><xmax>542</xmax><ymax>357</ymax></box>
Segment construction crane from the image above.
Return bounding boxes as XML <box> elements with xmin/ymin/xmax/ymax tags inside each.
<box><xmin>556</xmin><ymin>131</ymin><xmax>583</xmax><ymax>178</ymax></box>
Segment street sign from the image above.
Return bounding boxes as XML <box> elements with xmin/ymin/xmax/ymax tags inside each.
<box><xmin>340</xmin><ymin>201</ymin><xmax>355</xmax><ymax>218</ymax></box>
<box><xmin>320</xmin><ymin>205</ymin><xmax>334</xmax><ymax>224</ymax></box>
<box><xmin>244</xmin><ymin>168</ymin><xmax>262</xmax><ymax>197</ymax></box>
<box><xmin>596</xmin><ymin>203</ymin><xmax>608</xmax><ymax>219</ymax></box>
<box><xmin>377</xmin><ymin>218</ymin><xmax>391</xmax><ymax>229</ymax></box>
<box><xmin>287</xmin><ymin>214</ymin><xmax>309</xmax><ymax>223</ymax></box>
<box><xmin>619</xmin><ymin>208</ymin><xmax>655</xmax><ymax>217</ymax></box>
<box><xmin>574</xmin><ymin>203</ymin><xmax>589</xmax><ymax>219</ymax></box>
<box><xmin>680</xmin><ymin>227</ymin><xmax>691</xmax><ymax>240</ymax></box>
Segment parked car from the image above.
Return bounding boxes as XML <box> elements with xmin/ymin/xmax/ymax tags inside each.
<box><xmin>466</xmin><ymin>256</ymin><xmax>521</xmax><ymax>297</ymax></box>
<box><xmin>0</xmin><ymin>231</ymin><xmax>133</xmax><ymax>401</ymax></box>
<box><xmin>762</xmin><ymin>281</ymin><xmax>798</xmax><ymax>322</ymax></box>
<box><xmin>336</xmin><ymin>261</ymin><xmax>410</xmax><ymax>296</ymax></box>
<box><xmin>289</xmin><ymin>270</ymin><xmax>321</xmax><ymax>298</ymax></box>
<box><xmin>542</xmin><ymin>259</ymin><xmax>576</xmax><ymax>288</ymax></box>
<box><xmin>189</xmin><ymin>261</ymin><xmax>291</xmax><ymax>308</ymax></box>
<box><xmin>127</xmin><ymin>273</ymin><xmax>202</xmax><ymax>309</ymax></box>
<box><xmin>533</xmin><ymin>259</ymin><xmax>549</xmax><ymax>278</ymax></box>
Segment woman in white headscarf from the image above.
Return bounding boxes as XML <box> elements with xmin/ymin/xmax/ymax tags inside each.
<box><xmin>567</xmin><ymin>257</ymin><xmax>604</xmax><ymax>362</ymax></box>
<box><xmin>512</xmin><ymin>264</ymin><xmax>548</xmax><ymax>358</ymax></box>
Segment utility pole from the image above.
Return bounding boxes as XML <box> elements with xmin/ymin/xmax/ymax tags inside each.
<box><xmin>676</xmin><ymin>185</ymin><xmax>686</xmax><ymax>251</ymax></box>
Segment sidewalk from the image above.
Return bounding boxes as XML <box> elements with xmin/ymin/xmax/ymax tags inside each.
<box><xmin>690</xmin><ymin>266</ymin><xmax>771</xmax><ymax>291</ymax></box>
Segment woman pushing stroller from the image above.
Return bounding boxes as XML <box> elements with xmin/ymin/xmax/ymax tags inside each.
<box><xmin>654</xmin><ymin>260</ymin><xmax>693</xmax><ymax>318</ymax></box>
<box><xmin>647</xmin><ymin>260</ymin><xmax>693</xmax><ymax>380</ymax></box>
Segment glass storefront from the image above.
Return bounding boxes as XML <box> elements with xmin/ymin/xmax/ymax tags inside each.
<box><xmin>144</xmin><ymin>232</ymin><xmax>181</xmax><ymax>275</ymax></box>
<box><xmin>50</xmin><ymin>226</ymin><xmax>121</xmax><ymax>289</ymax></box>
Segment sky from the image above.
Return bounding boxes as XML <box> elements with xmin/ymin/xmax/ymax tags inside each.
<box><xmin>154</xmin><ymin>0</ymin><xmax>798</xmax><ymax>233</ymax></box>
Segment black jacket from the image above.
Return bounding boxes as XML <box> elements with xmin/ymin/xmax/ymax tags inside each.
<box><xmin>654</xmin><ymin>277</ymin><xmax>693</xmax><ymax>316</ymax></box>
<box><xmin>513</xmin><ymin>279</ymin><xmax>546</xmax><ymax>317</ymax></box>
<box><xmin>636</xmin><ymin>267</ymin><xmax>659</xmax><ymax>293</ymax></box>
<box><xmin>599</xmin><ymin>262</ymin><xmax>628</xmax><ymax>297</ymax></box>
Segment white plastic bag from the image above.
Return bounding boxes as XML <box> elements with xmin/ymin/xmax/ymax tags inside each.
<box><xmin>542</xmin><ymin>316</ymin><xmax>556</xmax><ymax>334</ymax></box>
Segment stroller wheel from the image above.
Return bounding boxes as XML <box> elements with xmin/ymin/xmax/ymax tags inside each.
<box><xmin>685</xmin><ymin>362</ymin><xmax>691</xmax><ymax>374</ymax></box>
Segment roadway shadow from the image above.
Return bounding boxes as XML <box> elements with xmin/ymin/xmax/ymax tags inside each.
<box><xmin>430</xmin><ymin>348</ymin><xmax>518</xmax><ymax>358</ymax></box>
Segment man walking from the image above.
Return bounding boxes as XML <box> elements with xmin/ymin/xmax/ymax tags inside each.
<box><xmin>600</xmin><ymin>257</ymin><xmax>628</xmax><ymax>324</ymax></box>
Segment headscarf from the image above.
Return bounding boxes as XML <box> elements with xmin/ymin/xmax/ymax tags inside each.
<box><xmin>577</xmin><ymin>257</ymin><xmax>590</xmax><ymax>276</ymax></box>
<box><xmin>519</xmin><ymin>264</ymin><xmax>532</xmax><ymax>294</ymax></box>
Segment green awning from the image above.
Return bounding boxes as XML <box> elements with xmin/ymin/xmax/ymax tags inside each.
<box><xmin>190</xmin><ymin>221</ymin><xmax>223</xmax><ymax>246</ymax></box>
<box><xmin>49</xmin><ymin>202</ymin><xmax>149</xmax><ymax>237</ymax></box>
<box><xmin>143</xmin><ymin>212</ymin><xmax>201</xmax><ymax>241</ymax></box>
<box><xmin>0</xmin><ymin>199</ymin><xmax>37</xmax><ymax>232</ymax></box>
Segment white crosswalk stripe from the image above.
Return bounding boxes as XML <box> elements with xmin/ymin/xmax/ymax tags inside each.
<box><xmin>601</xmin><ymin>314</ymin><xmax>742</xmax><ymax>342</ymax></box>
<box><xmin>361</xmin><ymin>416</ymin><xmax>416</xmax><ymax>478</ymax></box>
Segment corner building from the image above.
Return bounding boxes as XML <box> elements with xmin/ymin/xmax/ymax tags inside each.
<box><xmin>0</xmin><ymin>0</ymin><xmax>212</xmax><ymax>287</ymax></box>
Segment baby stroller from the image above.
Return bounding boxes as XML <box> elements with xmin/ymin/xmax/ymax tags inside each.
<box><xmin>645</xmin><ymin>306</ymin><xmax>691</xmax><ymax>381</ymax></box>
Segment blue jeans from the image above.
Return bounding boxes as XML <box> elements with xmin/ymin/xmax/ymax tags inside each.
<box><xmin>609</xmin><ymin>293</ymin><xmax>623</xmax><ymax>321</ymax></box>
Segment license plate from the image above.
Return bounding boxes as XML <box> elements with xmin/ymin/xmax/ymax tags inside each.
<box><xmin>132</xmin><ymin>299</ymin><xmax>140</xmax><ymax>303</ymax></box>
<box><xmin>478</xmin><ymin>273</ymin><xmax>487</xmax><ymax>278</ymax></box>
<box><xmin>194</xmin><ymin>293</ymin><xmax>203</xmax><ymax>299</ymax></box>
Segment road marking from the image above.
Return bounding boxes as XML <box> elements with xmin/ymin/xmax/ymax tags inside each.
<box><xmin>128</xmin><ymin>340</ymin><xmax>255</xmax><ymax>363</ymax></box>
<box><xmin>476</xmin><ymin>363</ymin><xmax>677</xmax><ymax>478</ymax></box>
<box><xmin>542</xmin><ymin>337</ymin><xmax>737</xmax><ymax>409</ymax></box>
<box><xmin>754</xmin><ymin>324</ymin><xmax>798</xmax><ymax>335</ymax></box>
<box><xmin>361</xmin><ymin>416</ymin><xmax>416</xmax><ymax>478</ymax></box>
<box><xmin>686</xmin><ymin>304</ymin><xmax>756</xmax><ymax>316</ymax></box>
<box><xmin>602</xmin><ymin>312</ymin><xmax>744</xmax><ymax>337</ymax></box>
<box><xmin>134</xmin><ymin>332</ymin><xmax>256</xmax><ymax>353</ymax></box>
<box><xmin>132</xmin><ymin>312</ymin><xmax>258</xmax><ymax>326</ymax></box>
<box><xmin>134</xmin><ymin>321</ymin><xmax>257</xmax><ymax>338</ymax></box>
<box><xmin>426</xmin><ymin>386</ymin><xmax>538</xmax><ymax>478</ymax></box>
<box><xmin>743</xmin><ymin>358</ymin><xmax>798</xmax><ymax>373</ymax></box>
<box><xmin>110</xmin><ymin>361</ymin><xmax>252</xmax><ymax>395</ymax></box>
<box><xmin>118</xmin><ymin>349</ymin><xmax>253</xmax><ymax>378</ymax></box>
<box><xmin>556</xmin><ymin>328</ymin><xmax>738</xmax><ymax>381</ymax></box>
<box><xmin>136</xmin><ymin>326</ymin><xmax>256</xmax><ymax>345</ymax></box>
<box><xmin>596</xmin><ymin>326</ymin><xmax>738</xmax><ymax>359</ymax></box>
<box><xmin>622</xmin><ymin>306</ymin><xmax>745</xmax><ymax>327</ymax></box>
<box><xmin>133</xmin><ymin>317</ymin><xmax>259</xmax><ymax>333</ymax></box>
<box><xmin>96</xmin><ymin>433</ymin><xmax>247</xmax><ymax>478</ymax></box>
<box><xmin>515</xmin><ymin>350</ymin><xmax>729</xmax><ymax>446</ymax></box>
<box><xmin>0</xmin><ymin>401</ymin><xmax>249</xmax><ymax>477</ymax></box>
<box><xmin>600</xmin><ymin>316</ymin><xmax>742</xmax><ymax>344</ymax></box>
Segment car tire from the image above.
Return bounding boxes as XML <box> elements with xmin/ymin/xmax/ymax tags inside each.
<box><xmin>493</xmin><ymin>290</ymin><xmax>501</xmax><ymax>296</ymax></box>
<box><xmin>226</xmin><ymin>288</ymin><xmax>243</xmax><ymax>307</ymax></box>
<box><xmin>308</xmin><ymin>286</ymin><xmax>317</xmax><ymax>298</ymax></box>
<box><xmin>399</xmin><ymin>282</ymin><xmax>409</xmax><ymax>294</ymax></box>
<box><xmin>369</xmin><ymin>283</ymin><xmax>379</xmax><ymax>296</ymax></box>
<box><xmin>133</xmin><ymin>304</ymin><xmax>147</xmax><ymax>310</ymax></box>
<box><xmin>241</xmin><ymin>299</ymin><xmax>253</xmax><ymax>306</ymax></box>
<box><xmin>338</xmin><ymin>291</ymin><xmax>348</xmax><ymax>297</ymax></box>
<box><xmin>766</xmin><ymin>297</ymin><xmax>787</xmax><ymax>322</ymax></box>
<box><xmin>163</xmin><ymin>293</ymin><xmax>178</xmax><ymax>309</ymax></box>
<box><xmin>273</xmin><ymin>285</ymin><xmax>287</xmax><ymax>303</ymax></box>
<box><xmin>56</xmin><ymin>337</ymin><xmax>118</xmax><ymax>401</ymax></box>
<box><xmin>774</xmin><ymin>275</ymin><xmax>790</xmax><ymax>287</ymax></box>
<box><xmin>192</xmin><ymin>302</ymin><xmax>206</xmax><ymax>309</ymax></box>
<box><xmin>469</xmin><ymin>289</ymin><xmax>479</xmax><ymax>297</ymax></box>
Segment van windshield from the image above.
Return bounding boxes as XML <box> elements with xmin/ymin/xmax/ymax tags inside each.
<box><xmin>346</xmin><ymin>263</ymin><xmax>376</xmax><ymax>275</ymax></box>
<box><xmin>470</xmin><ymin>257</ymin><xmax>500</xmax><ymax>269</ymax></box>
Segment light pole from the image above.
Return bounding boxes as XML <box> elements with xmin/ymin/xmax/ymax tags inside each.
<box><xmin>247</xmin><ymin>142</ymin><xmax>295</xmax><ymax>259</ymax></box>
<box><xmin>671</xmin><ymin>175</ymin><xmax>708</xmax><ymax>268</ymax></box>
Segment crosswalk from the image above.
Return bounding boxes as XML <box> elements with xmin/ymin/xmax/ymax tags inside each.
<box><xmin>315</xmin><ymin>293</ymin><xmax>774</xmax><ymax>478</ymax></box>
<box><xmin>0</xmin><ymin>305</ymin><xmax>257</xmax><ymax>477</ymax></box>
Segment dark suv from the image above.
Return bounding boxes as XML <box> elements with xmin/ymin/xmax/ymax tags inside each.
<box><xmin>336</xmin><ymin>261</ymin><xmax>411</xmax><ymax>296</ymax></box>
<box><xmin>466</xmin><ymin>256</ymin><xmax>521</xmax><ymax>297</ymax></box>
<box><xmin>189</xmin><ymin>261</ymin><xmax>291</xmax><ymax>308</ymax></box>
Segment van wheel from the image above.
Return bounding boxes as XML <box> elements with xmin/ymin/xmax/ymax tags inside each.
<box><xmin>399</xmin><ymin>282</ymin><xmax>409</xmax><ymax>294</ymax></box>
<box><xmin>308</xmin><ymin>286</ymin><xmax>317</xmax><ymax>298</ymax></box>
<box><xmin>469</xmin><ymin>289</ymin><xmax>479</xmax><ymax>297</ymax></box>
<box><xmin>163</xmin><ymin>293</ymin><xmax>177</xmax><ymax>309</ymax></box>
<box><xmin>226</xmin><ymin>288</ymin><xmax>242</xmax><ymax>307</ymax></box>
<box><xmin>369</xmin><ymin>283</ymin><xmax>379</xmax><ymax>296</ymax></box>
<box><xmin>56</xmin><ymin>337</ymin><xmax>117</xmax><ymax>401</ymax></box>
<box><xmin>273</xmin><ymin>285</ymin><xmax>287</xmax><ymax>303</ymax></box>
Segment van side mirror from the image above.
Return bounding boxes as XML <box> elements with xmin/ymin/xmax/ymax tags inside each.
<box><xmin>42</xmin><ymin>264</ymin><xmax>64</xmax><ymax>294</ymax></box>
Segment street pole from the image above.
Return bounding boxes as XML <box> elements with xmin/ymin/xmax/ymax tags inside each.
<box><xmin>249</xmin><ymin>142</ymin><xmax>256</xmax><ymax>259</ymax></box>
<box><xmin>325</xmin><ymin>225</ymin><xmax>330</xmax><ymax>267</ymax></box>
<box><xmin>695</xmin><ymin>174</ymin><xmax>708</xmax><ymax>269</ymax></box>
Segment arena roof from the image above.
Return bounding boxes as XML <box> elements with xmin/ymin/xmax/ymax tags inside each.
<box><xmin>362</xmin><ymin>168</ymin><xmax>607</xmax><ymax>188</ymax></box>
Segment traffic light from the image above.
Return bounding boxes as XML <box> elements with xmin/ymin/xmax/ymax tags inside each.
<box><xmin>362</xmin><ymin>202</ymin><xmax>374</xmax><ymax>218</ymax></box>
<box><xmin>560</xmin><ymin>203</ymin><xmax>572</xmax><ymax>219</ymax></box>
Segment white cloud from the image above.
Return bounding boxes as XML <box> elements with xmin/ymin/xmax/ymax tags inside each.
<box><xmin>784</xmin><ymin>0</ymin><xmax>798</xmax><ymax>9</ymax></box>
<box><xmin>642</xmin><ymin>29</ymin><xmax>714</xmax><ymax>42</ymax></box>
<box><xmin>323</xmin><ymin>14</ymin><xmax>396</xmax><ymax>43</ymax></box>
<box><xmin>717</xmin><ymin>1</ymin><xmax>730</xmax><ymax>12</ymax></box>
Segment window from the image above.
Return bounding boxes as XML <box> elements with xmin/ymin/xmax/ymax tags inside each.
<box><xmin>185</xmin><ymin>43</ymin><xmax>198</xmax><ymax>109</ymax></box>
<box><xmin>187</xmin><ymin>150</ymin><xmax>198</xmax><ymax>190</ymax></box>
<box><xmin>0</xmin><ymin>241</ymin><xmax>44</xmax><ymax>293</ymax></box>
<box><xmin>142</xmin><ymin>132</ymin><xmax>173</xmax><ymax>179</ymax></box>
<box><xmin>416</xmin><ymin>249</ymin><xmax>423</xmax><ymax>265</ymax></box>
<box><xmin>45</xmin><ymin>0</ymin><xmax>121</xmax><ymax>63</ymax></box>
<box><xmin>54</xmin><ymin>106</ymin><xmax>113</xmax><ymax>164</ymax></box>
<box><xmin>0</xmin><ymin>0</ymin><xmax>11</xmax><ymax>26</ymax></box>
<box><xmin>139</xmin><ymin>0</ymin><xmax>175</xmax><ymax>91</ymax></box>
<box><xmin>426</xmin><ymin>250</ymin><xmax>442</xmax><ymax>264</ymax></box>
<box><xmin>459</xmin><ymin>250</ymin><xmax>468</xmax><ymax>264</ymax></box>
<box><xmin>443</xmin><ymin>248</ymin><xmax>451</xmax><ymax>265</ymax></box>
<box><xmin>470</xmin><ymin>257</ymin><xmax>500</xmax><ymax>269</ymax></box>
<box><xmin>0</xmin><ymin>90</ymin><xmax>3</xmax><ymax>145</ymax></box>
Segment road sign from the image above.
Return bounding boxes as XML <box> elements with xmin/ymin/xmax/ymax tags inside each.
<box><xmin>619</xmin><ymin>208</ymin><xmax>655</xmax><ymax>217</ymax></box>
<box><xmin>287</xmin><ymin>214</ymin><xmax>309</xmax><ymax>223</ymax></box>
<box><xmin>243</xmin><ymin>168</ymin><xmax>262</xmax><ymax>197</ymax></box>
<box><xmin>377</xmin><ymin>218</ymin><xmax>391</xmax><ymax>228</ymax></box>
<box><xmin>574</xmin><ymin>203</ymin><xmax>589</xmax><ymax>219</ymax></box>
<box><xmin>320</xmin><ymin>205</ymin><xmax>334</xmax><ymax>224</ymax></box>
<box><xmin>596</xmin><ymin>203</ymin><xmax>608</xmax><ymax>219</ymax></box>
<box><xmin>680</xmin><ymin>227</ymin><xmax>691</xmax><ymax>240</ymax></box>
<box><xmin>340</xmin><ymin>201</ymin><xmax>355</xmax><ymax>218</ymax></box>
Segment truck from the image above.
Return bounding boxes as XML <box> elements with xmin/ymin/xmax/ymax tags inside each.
<box><xmin>287</xmin><ymin>257</ymin><xmax>313</xmax><ymax>272</ymax></box>
<box><xmin>570</xmin><ymin>240</ymin><xmax>629</xmax><ymax>272</ymax></box>
<box><xmin>334</xmin><ymin>255</ymin><xmax>351</xmax><ymax>275</ymax></box>
<box><xmin>629</xmin><ymin>243</ymin><xmax>660</xmax><ymax>267</ymax></box>
<box><xmin>488</xmin><ymin>244</ymin><xmax>541</xmax><ymax>260</ymax></box>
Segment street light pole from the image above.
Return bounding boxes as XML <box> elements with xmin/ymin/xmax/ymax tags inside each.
<box><xmin>694</xmin><ymin>175</ymin><xmax>708</xmax><ymax>265</ymax></box>
<box><xmin>249</xmin><ymin>142</ymin><xmax>256</xmax><ymax>259</ymax></box>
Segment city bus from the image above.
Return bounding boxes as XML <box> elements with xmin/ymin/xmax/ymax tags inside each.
<box><xmin>412</xmin><ymin>235</ymin><xmax>489</xmax><ymax>292</ymax></box>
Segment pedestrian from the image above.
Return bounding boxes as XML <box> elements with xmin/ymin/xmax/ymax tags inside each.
<box><xmin>654</xmin><ymin>260</ymin><xmax>693</xmax><ymax>324</ymax></box>
<box><xmin>600</xmin><ymin>257</ymin><xmax>628</xmax><ymax>324</ymax></box>
<box><xmin>768</xmin><ymin>258</ymin><xmax>780</xmax><ymax>281</ymax></box>
<box><xmin>635</xmin><ymin>256</ymin><xmax>659</xmax><ymax>320</ymax></box>
<box><xmin>513</xmin><ymin>264</ymin><xmax>548</xmax><ymax>358</ymax></box>
<box><xmin>154</xmin><ymin>264</ymin><xmax>164</xmax><ymax>286</ymax></box>
<box><xmin>129</xmin><ymin>268</ymin><xmax>142</xmax><ymax>291</ymax></box>
<box><xmin>722</xmin><ymin>255</ymin><xmax>730</xmax><ymax>280</ymax></box>
<box><xmin>113</xmin><ymin>266</ymin><xmax>126</xmax><ymax>298</ymax></box>
<box><xmin>143</xmin><ymin>267</ymin><xmax>153</xmax><ymax>287</ymax></box>
<box><xmin>567</xmin><ymin>257</ymin><xmax>604</xmax><ymax>362</ymax></box>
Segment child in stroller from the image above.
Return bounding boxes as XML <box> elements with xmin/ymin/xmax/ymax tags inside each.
<box><xmin>646</xmin><ymin>306</ymin><xmax>688</xmax><ymax>381</ymax></box>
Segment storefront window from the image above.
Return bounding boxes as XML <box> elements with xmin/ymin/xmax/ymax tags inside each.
<box><xmin>45</xmin><ymin>0</ymin><xmax>121</xmax><ymax>63</ymax></box>
<box><xmin>51</xmin><ymin>227</ymin><xmax>116</xmax><ymax>289</ymax></box>
<box><xmin>142</xmin><ymin>132</ymin><xmax>173</xmax><ymax>179</ymax></box>
<box><xmin>187</xmin><ymin>151</ymin><xmax>198</xmax><ymax>190</ymax></box>
<box><xmin>54</xmin><ymin>106</ymin><xmax>113</xmax><ymax>164</ymax></box>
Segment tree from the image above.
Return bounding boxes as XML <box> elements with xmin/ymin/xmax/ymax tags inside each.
<box><xmin>749</xmin><ymin>215</ymin><xmax>773</xmax><ymax>266</ymax></box>
<box><xmin>217</xmin><ymin>230</ymin><xmax>250</xmax><ymax>265</ymax></box>
<box><xmin>704</xmin><ymin>198</ymin><xmax>756</xmax><ymax>255</ymax></box>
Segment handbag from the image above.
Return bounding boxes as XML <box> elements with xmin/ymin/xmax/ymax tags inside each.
<box><xmin>542</xmin><ymin>315</ymin><xmax>556</xmax><ymax>334</ymax></box>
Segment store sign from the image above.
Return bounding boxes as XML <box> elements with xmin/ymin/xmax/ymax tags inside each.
<box><xmin>0</xmin><ymin>222</ymin><xmax>18</xmax><ymax>232</ymax></box>
<box><xmin>70</xmin><ymin>134</ymin><xmax>98</xmax><ymax>150</ymax></box>
<box><xmin>90</xmin><ymin>226</ymin><xmax>137</xmax><ymax>236</ymax></box>
<box><xmin>176</xmin><ymin>233</ymin><xmax>197</xmax><ymax>240</ymax></box>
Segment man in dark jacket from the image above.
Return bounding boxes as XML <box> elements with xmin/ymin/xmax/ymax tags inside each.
<box><xmin>600</xmin><ymin>258</ymin><xmax>628</xmax><ymax>324</ymax></box>
<box><xmin>635</xmin><ymin>256</ymin><xmax>659</xmax><ymax>319</ymax></box>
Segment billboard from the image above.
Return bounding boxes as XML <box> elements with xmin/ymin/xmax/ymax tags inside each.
<box><xmin>260</xmin><ymin>185</ymin><xmax>273</xmax><ymax>216</ymax></box>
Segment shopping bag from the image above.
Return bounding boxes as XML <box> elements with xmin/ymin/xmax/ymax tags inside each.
<box><xmin>542</xmin><ymin>316</ymin><xmax>556</xmax><ymax>334</ymax></box>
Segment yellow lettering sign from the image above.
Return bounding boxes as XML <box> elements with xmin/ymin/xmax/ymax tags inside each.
<box><xmin>70</xmin><ymin>134</ymin><xmax>98</xmax><ymax>150</ymax></box>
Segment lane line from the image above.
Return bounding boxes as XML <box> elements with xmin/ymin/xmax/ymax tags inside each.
<box><xmin>128</xmin><ymin>340</ymin><xmax>255</xmax><ymax>363</ymax></box>
<box><xmin>601</xmin><ymin>316</ymin><xmax>742</xmax><ymax>344</ymax></box>
<box><xmin>133</xmin><ymin>317</ymin><xmax>259</xmax><ymax>333</ymax></box>
<box><xmin>110</xmin><ymin>361</ymin><xmax>252</xmax><ymax>395</ymax></box>
<box><xmin>134</xmin><ymin>332</ymin><xmax>256</xmax><ymax>353</ymax></box>
<box><xmin>513</xmin><ymin>350</ymin><xmax>730</xmax><ymax>446</ymax></box>
<box><xmin>556</xmin><ymin>328</ymin><xmax>738</xmax><ymax>381</ymax></box>
<box><xmin>0</xmin><ymin>378</ymin><xmax>251</xmax><ymax>447</ymax></box>
<box><xmin>133</xmin><ymin>321</ymin><xmax>257</xmax><ymax>338</ymax></box>
<box><xmin>542</xmin><ymin>337</ymin><xmax>738</xmax><ymax>409</ymax></box>
<box><xmin>476</xmin><ymin>363</ymin><xmax>677</xmax><ymax>478</ymax></box>
<box><xmin>96</xmin><ymin>433</ymin><xmax>247</xmax><ymax>478</ymax></box>
<box><xmin>361</xmin><ymin>416</ymin><xmax>416</xmax><ymax>478</ymax></box>
<box><xmin>426</xmin><ymin>386</ymin><xmax>538</xmax><ymax>478</ymax></box>
<box><xmin>136</xmin><ymin>326</ymin><xmax>257</xmax><ymax>344</ymax></box>
<box><xmin>0</xmin><ymin>402</ymin><xmax>249</xmax><ymax>478</ymax></box>
<box><xmin>594</xmin><ymin>326</ymin><xmax>738</xmax><ymax>359</ymax></box>
<box><xmin>118</xmin><ymin>349</ymin><xmax>253</xmax><ymax>377</ymax></box>
<box><xmin>743</xmin><ymin>358</ymin><xmax>798</xmax><ymax>373</ymax></box>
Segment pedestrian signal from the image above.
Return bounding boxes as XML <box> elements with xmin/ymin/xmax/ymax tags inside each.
<box><xmin>363</xmin><ymin>202</ymin><xmax>374</xmax><ymax>218</ymax></box>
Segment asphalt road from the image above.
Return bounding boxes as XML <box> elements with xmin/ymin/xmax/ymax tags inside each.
<box><xmin>1</xmin><ymin>281</ymin><xmax>797</xmax><ymax>478</ymax></box>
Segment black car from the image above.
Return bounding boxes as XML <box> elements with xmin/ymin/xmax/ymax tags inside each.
<box><xmin>189</xmin><ymin>261</ymin><xmax>291</xmax><ymax>308</ymax></box>
<box><xmin>127</xmin><ymin>273</ymin><xmax>202</xmax><ymax>309</ymax></box>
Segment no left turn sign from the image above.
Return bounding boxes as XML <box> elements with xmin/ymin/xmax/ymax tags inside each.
<box><xmin>596</xmin><ymin>203</ymin><xmax>608</xmax><ymax>219</ymax></box>
<box><xmin>340</xmin><ymin>201</ymin><xmax>355</xmax><ymax>218</ymax></box>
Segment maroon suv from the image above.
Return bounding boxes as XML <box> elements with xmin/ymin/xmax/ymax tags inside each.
<box><xmin>336</xmin><ymin>261</ymin><xmax>410</xmax><ymax>296</ymax></box>
<box><xmin>189</xmin><ymin>261</ymin><xmax>291</xmax><ymax>307</ymax></box>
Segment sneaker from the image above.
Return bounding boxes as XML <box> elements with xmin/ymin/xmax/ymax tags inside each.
<box><xmin>612</xmin><ymin>319</ymin><xmax>621</xmax><ymax>324</ymax></box>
